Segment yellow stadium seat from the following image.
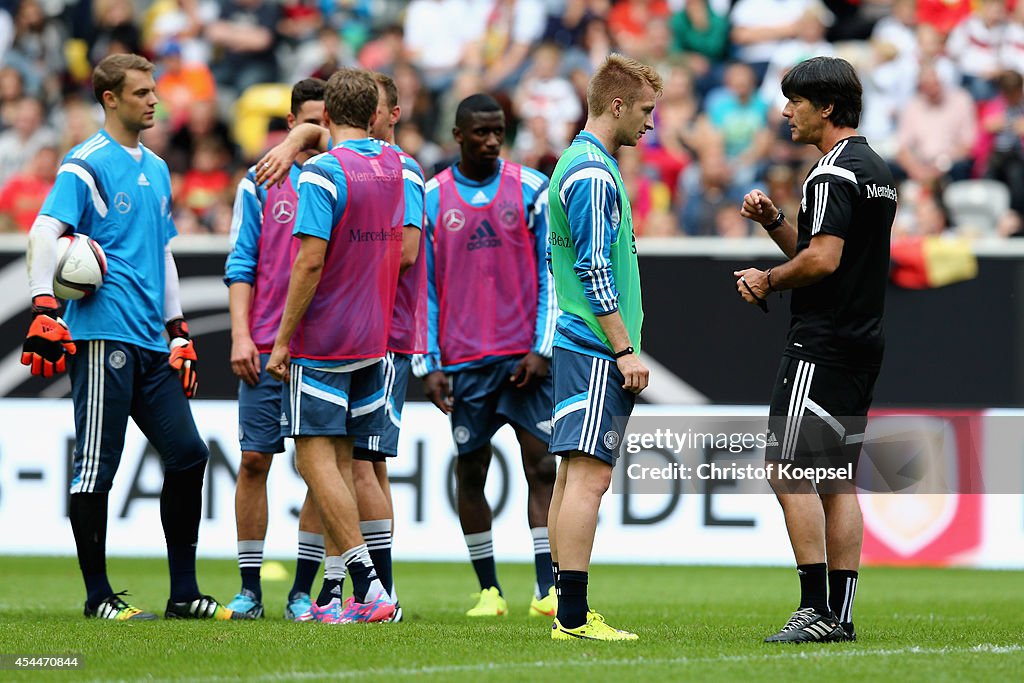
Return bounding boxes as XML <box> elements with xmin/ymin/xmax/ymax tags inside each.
<box><xmin>233</xmin><ymin>83</ymin><xmax>293</xmax><ymax>159</ymax></box>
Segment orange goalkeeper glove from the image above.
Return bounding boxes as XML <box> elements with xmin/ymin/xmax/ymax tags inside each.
<box><xmin>166</xmin><ymin>317</ymin><xmax>198</xmax><ymax>398</ymax></box>
<box><xmin>21</xmin><ymin>295</ymin><xmax>76</xmax><ymax>377</ymax></box>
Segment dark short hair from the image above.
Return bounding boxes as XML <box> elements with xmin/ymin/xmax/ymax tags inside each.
<box><xmin>781</xmin><ymin>56</ymin><xmax>862</xmax><ymax>128</ymax></box>
<box><xmin>291</xmin><ymin>78</ymin><xmax>326</xmax><ymax>115</ymax></box>
<box><xmin>373</xmin><ymin>72</ymin><xmax>398</xmax><ymax>110</ymax></box>
<box><xmin>455</xmin><ymin>93</ymin><xmax>503</xmax><ymax>129</ymax></box>
<box><xmin>92</xmin><ymin>53</ymin><xmax>154</xmax><ymax>105</ymax></box>
<box><xmin>324</xmin><ymin>68</ymin><xmax>378</xmax><ymax>129</ymax></box>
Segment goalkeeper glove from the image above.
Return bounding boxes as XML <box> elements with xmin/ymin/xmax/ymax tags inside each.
<box><xmin>166</xmin><ymin>317</ymin><xmax>198</xmax><ymax>398</ymax></box>
<box><xmin>21</xmin><ymin>295</ymin><xmax>76</xmax><ymax>377</ymax></box>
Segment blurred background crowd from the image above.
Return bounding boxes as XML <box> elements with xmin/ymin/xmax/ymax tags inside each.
<box><xmin>1</xmin><ymin>0</ymin><xmax>1023</xmax><ymax>240</ymax></box>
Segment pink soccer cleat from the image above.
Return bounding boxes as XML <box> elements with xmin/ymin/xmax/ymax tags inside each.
<box><xmin>339</xmin><ymin>595</ymin><xmax>396</xmax><ymax>623</ymax></box>
<box><xmin>313</xmin><ymin>598</ymin><xmax>344</xmax><ymax>624</ymax></box>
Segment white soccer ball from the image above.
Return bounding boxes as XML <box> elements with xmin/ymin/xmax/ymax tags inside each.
<box><xmin>53</xmin><ymin>234</ymin><xmax>107</xmax><ymax>300</ymax></box>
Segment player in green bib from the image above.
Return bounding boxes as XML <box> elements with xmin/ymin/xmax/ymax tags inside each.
<box><xmin>546</xmin><ymin>54</ymin><xmax>662</xmax><ymax>642</ymax></box>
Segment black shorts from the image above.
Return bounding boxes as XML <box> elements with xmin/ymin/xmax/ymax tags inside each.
<box><xmin>765</xmin><ymin>356</ymin><xmax>878</xmax><ymax>487</ymax></box>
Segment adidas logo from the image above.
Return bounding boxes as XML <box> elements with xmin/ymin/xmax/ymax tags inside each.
<box><xmin>471</xmin><ymin>189</ymin><xmax>489</xmax><ymax>204</ymax></box>
<box><xmin>766</xmin><ymin>431</ymin><xmax>779</xmax><ymax>447</ymax></box>
<box><xmin>280</xmin><ymin>412</ymin><xmax>288</xmax><ymax>426</ymax></box>
<box><xmin>138</xmin><ymin>173</ymin><xmax>149</xmax><ymax>186</ymax></box>
<box><xmin>330</xmin><ymin>585</ymin><xmax>342</xmax><ymax>595</ymax></box>
<box><xmin>468</xmin><ymin>220</ymin><xmax>501</xmax><ymax>251</ymax></box>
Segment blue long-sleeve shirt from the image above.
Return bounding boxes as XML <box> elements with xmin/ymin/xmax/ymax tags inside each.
<box><xmin>549</xmin><ymin>132</ymin><xmax>624</xmax><ymax>361</ymax></box>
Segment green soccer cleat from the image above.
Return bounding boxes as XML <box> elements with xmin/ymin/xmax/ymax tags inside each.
<box><xmin>84</xmin><ymin>592</ymin><xmax>158</xmax><ymax>621</ymax></box>
<box><xmin>529</xmin><ymin>586</ymin><xmax>557</xmax><ymax>618</ymax></box>
<box><xmin>165</xmin><ymin>595</ymin><xmax>254</xmax><ymax>620</ymax></box>
<box><xmin>465</xmin><ymin>586</ymin><xmax>508</xmax><ymax>617</ymax></box>
<box><xmin>551</xmin><ymin>611</ymin><xmax>639</xmax><ymax>641</ymax></box>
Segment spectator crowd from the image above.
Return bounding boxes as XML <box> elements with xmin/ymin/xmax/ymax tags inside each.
<box><xmin>2</xmin><ymin>0</ymin><xmax>1024</xmax><ymax>238</ymax></box>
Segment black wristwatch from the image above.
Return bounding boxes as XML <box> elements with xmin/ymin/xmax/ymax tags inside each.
<box><xmin>613</xmin><ymin>346</ymin><xmax>634</xmax><ymax>359</ymax></box>
<box><xmin>764</xmin><ymin>210</ymin><xmax>785</xmax><ymax>232</ymax></box>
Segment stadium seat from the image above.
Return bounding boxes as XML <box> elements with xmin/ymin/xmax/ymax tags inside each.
<box><xmin>942</xmin><ymin>180</ymin><xmax>1011</xmax><ymax>235</ymax></box>
<box><xmin>233</xmin><ymin>83</ymin><xmax>293</xmax><ymax>159</ymax></box>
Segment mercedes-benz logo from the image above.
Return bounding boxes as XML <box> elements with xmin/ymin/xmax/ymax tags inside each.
<box><xmin>443</xmin><ymin>208</ymin><xmax>466</xmax><ymax>232</ymax></box>
<box><xmin>272</xmin><ymin>199</ymin><xmax>295</xmax><ymax>223</ymax></box>
<box><xmin>113</xmin><ymin>192</ymin><xmax>131</xmax><ymax>214</ymax></box>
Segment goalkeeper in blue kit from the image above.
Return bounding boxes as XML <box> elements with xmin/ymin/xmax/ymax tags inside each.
<box><xmin>23</xmin><ymin>53</ymin><xmax>246</xmax><ymax>620</ymax></box>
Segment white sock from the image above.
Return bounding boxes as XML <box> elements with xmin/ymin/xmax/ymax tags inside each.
<box><xmin>464</xmin><ymin>530</ymin><xmax>494</xmax><ymax>561</ymax></box>
<box><xmin>359</xmin><ymin>519</ymin><xmax>392</xmax><ymax>551</ymax></box>
<box><xmin>324</xmin><ymin>556</ymin><xmax>346</xmax><ymax>581</ymax></box>
<box><xmin>238</xmin><ymin>540</ymin><xmax>264</xmax><ymax>573</ymax></box>
<box><xmin>297</xmin><ymin>531</ymin><xmax>325</xmax><ymax>562</ymax></box>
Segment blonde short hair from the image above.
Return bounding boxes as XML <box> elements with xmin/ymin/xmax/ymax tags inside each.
<box><xmin>325</xmin><ymin>68</ymin><xmax>379</xmax><ymax>129</ymax></box>
<box><xmin>586</xmin><ymin>54</ymin><xmax>663</xmax><ymax>117</ymax></box>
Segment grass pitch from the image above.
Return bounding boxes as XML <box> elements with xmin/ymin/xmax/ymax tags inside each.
<box><xmin>0</xmin><ymin>557</ymin><xmax>1021</xmax><ymax>682</ymax></box>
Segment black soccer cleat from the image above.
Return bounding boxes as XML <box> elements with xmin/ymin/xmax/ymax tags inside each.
<box><xmin>764</xmin><ymin>607</ymin><xmax>847</xmax><ymax>643</ymax></box>
<box><xmin>164</xmin><ymin>594</ymin><xmax>254</xmax><ymax>620</ymax></box>
<box><xmin>84</xmin><ymin>591</ymin><xmax>158</xmax><ymax>621</ymax></box>
<box><xmin>838</xmin><ymin>621</ymin><xmax>857</xmax><ymax>642</ymax></box>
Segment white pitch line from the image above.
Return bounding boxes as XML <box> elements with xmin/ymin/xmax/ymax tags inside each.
<box><xmin>91</xmin><ymin>644</ymin><xmax>1023</xmax><ymax>683</ymax></box>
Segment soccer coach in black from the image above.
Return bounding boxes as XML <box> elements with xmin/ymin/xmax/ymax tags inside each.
<box><xmin>734</xmin><ymin>57</ymin><xmax>897</xmax><ymax>644</ymax></box>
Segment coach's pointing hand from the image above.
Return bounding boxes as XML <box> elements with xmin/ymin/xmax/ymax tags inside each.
<box><xmin>617</xmin><ymin>353</ymin><xmax>649</xmax><ymax>394</ymax></box>
<box><xmin>267</xmin><ymin>343</ymin><xmax>291</xmax><ymax>383</ymax></box>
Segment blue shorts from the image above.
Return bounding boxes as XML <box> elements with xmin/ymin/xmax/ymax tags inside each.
<box><xmin>354</xmin><ymin>352</ymin><xmax>410</xmax><ymax>461</ymax></box>
<box><xmin>450</xmin><ymin>356</ymin><xmax>553</xmax><ymax>455</ymax></box>
<box><xmin>549</xmin><ymin>346</ymin><xmax>636</xmax><ymax>466</ymax></box>
<box><xmin>281</xmin><ymin>361</ymin><xmax>387</xmax><ymax>439</ymax></box>
<box><xmin>238</xmin><ymin>353</ymin><xmax>286</xmax><ymax>454</ymax></box>
<box><xmin>68</xmin><ymin>340</ymin><xmax>209</xmax><ymax>493</ymax></box>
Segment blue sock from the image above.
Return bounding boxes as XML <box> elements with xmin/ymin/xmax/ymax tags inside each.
<box><xmin>465</xmin><ymin>530</ymin><xmax>501</xmax><ymax>594</ymax></box>
<box><xmin>161</xmin><ymin>462</ymin><xmax>205</xmax><ymax>602</ymax></box>
<box><xmin>69</xmin><ymin>493</ymin><xmax>114</xmax><ymax>609</ymax></box>
<box><xmin>167</xmin><ymin>543</ymin><xmax>199</xmax><ymax>603</ymax></box>
<box><xmin>360</xmin><ymin>520</ymin><xmax>393</xmax><ymax>598</ymax></box>
<box><xmin>531</xmin><ymin>527</ymin><xmax>554</xmax><ymax>596</ymax></box>
<box><xmin>83</xmin><ymin>573</ymin><xmax>114</xmax><ymax>610</ymax></box>
<box><xmin>557</xmin><ymin>570</ymin><xmax>589</xmax><ymax>629</ymax></box>
<box><xmin>290</xmin><ymin>531</ymin><xmax>324</xmax><ymax>600</ymax></box>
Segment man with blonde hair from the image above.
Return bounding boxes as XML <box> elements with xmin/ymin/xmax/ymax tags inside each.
<box><xmin>546</xmin><ymin>54</ymin><xmax>661</xmax><ymax>641</ymax></box>
<box><xmin>266</xmin><ymin>68</ymin><xmax>404</xmax><ymax>624</ymax></box>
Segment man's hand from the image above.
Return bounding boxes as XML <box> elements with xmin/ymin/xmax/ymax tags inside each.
<box><xmin>734</xmin><ymin>267</ymin><xmax>771</xmax><ymax>309</ymax></box>
<box><xmin>740</xmin><ymin>189</ymin><xmax>780</xmax><ymax>227</ymax></box>
<box><xmin>255</xmin><ymin>138</ymin><xmax>302</xmax><ymax>187</ymax></box>
<box><xmin>21</xmin><ymin>295</ymin><xmax>76</xmax><ymax>377</ymax></box>
<box><xmin>617</xmin><ymin>353</ymin><xmax>649</xmax><ymax>394</ymax></box>
<box><xmin>231</xmin><ymin>333</ymin><xmax>261</xmax><ymax>386</ymax></box>
<box><xmin>510</xmin><ymin>352</ymin><xmax>549</xmax><ymax>389</ymax></box>
<box><xmin>266</xmin><ymin>343</ymin><xmax>291</xmax><ymax>383</ymax></box>
<box><xmin>424</xmin><ymin>370</ymin><xmax>453</xmax><ymax>414</ymax></box>
<box><xmin>166</xmin><ymin>318</ymin><xmax>198</xmax><ymax>398</ymax></box>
